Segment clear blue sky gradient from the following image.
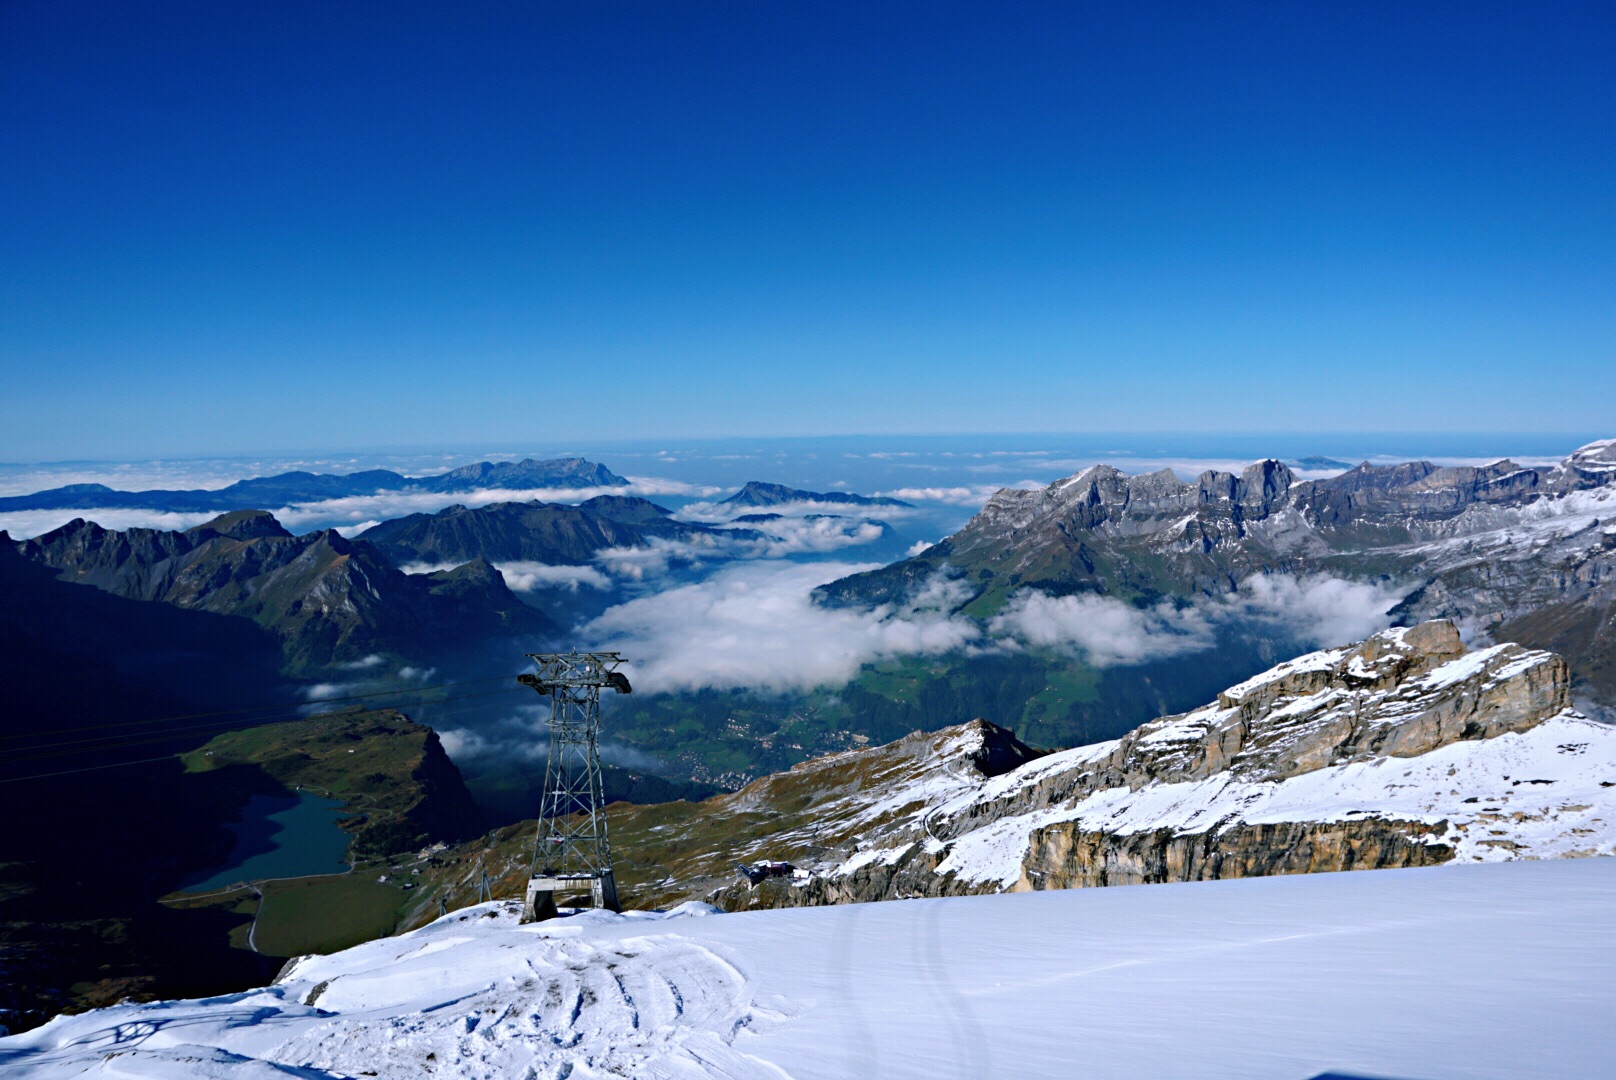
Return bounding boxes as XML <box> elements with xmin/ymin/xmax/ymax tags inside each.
<box><xmin>2</xmin><ymin>1</ymin><xmax>1612</xmax><ymax>459</ymax></box>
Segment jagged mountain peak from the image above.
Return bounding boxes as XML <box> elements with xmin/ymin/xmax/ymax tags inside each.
<box><xmin>818</xmin><ymin>438</ymin><xmax>1616</xmax><ymax>696</ymax></box>
<box><xmin>436</xmin><ymin>456</ymin><xmax>628</xmax><ymax>488</ymax></box>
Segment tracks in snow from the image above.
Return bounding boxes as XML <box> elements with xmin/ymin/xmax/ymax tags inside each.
<box><xmin>274</xmin><ymin>934</ymin><xmax>793</xmax><ymax>1080</ymax></box>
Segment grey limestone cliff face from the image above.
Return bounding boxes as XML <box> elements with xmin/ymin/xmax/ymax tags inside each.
<box><xmin>1016</xmin><ymin>817</ymin><xmax>1455</xmax><ymax>890</ymax></box>
<box><xmin>934</xmin><ymin>621</ymin><xmax>1568</xmax><ymax>838</ymax></box>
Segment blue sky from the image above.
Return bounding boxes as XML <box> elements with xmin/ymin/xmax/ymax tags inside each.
<box><xmin>2</xmin><ymin>1</ymin><xmax>1611</xmax><ymax>460</ymax></box>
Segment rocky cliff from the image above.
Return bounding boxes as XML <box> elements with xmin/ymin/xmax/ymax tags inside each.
<box><xmin>672</xmin><ymin>621</ymin><xmax>1616</xmax><ymax>910</ymax></box>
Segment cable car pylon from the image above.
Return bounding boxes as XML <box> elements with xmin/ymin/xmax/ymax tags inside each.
<box><xmin>516</xmin><ymin>651</ymin><xmax>632</xmax><ymax>922</ymax></box>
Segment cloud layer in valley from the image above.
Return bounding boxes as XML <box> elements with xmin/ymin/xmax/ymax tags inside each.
<box><xmin>989</xmin><ymin>574</ymin><xmax>1407</xmax><ymax>667</ymax></box>
<box><xmin>385</xmin><ymin>513</ymin><xmax>890</xmax><ymax>600</ymax></box>
<box><xmin>578</xmin><ymin>561</ymin><xmax>980</xmax><ymax>694</ymax></box>
<box><xmin>0</xmin><ymin>508</ymin><xmax>224</xmax><ymax>538</ymax></box>
<box><xmin>577</xmin><ymin>565</ymin><xmax>1408</xmax><ymax>694</ymax></box>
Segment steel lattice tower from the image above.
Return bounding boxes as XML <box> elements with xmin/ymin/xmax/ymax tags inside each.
<box><xmin>517</xmin><ymin>651</ymin><xmax>631</xmax><ymax>921</ymax></box>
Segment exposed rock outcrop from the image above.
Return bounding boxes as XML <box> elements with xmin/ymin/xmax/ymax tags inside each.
<box><xmin>630</xmin><ymin>622</ymin><xmax>1616</xmax><ymax>912</ymax></box>
<box><xmin>1016</xmin><ymin>817</ymin><xmax>1454</xmax><ymax>890</ymax></box>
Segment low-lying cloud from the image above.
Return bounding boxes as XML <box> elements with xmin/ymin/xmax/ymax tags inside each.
<box><xmin>438</xmin><ymin>715</ymin><xmax>673</xmax><ymax>773</ymax></box>
<box><xmin>989</xmin><ymin>592</ymin><xmax>1216</xmax><ymax>666</ymax></box>
<box><xmin>676</xmin><ymin>498</ymin><xmax>918</xmax><ymax>524</ymax></box>
<box><xmin>268</xmin><ymin>477</ymin><xmax>720</xmax><ymax>534</ymax></box>
<box><xmin>578</xmin><ymin>561</ymin><xmax>981</xmax><ymax>694</ymax></box>
<box><xmin>1231</xmin><ymin>573</ymin><xmax>1406</xmax><ymax>649</ymax></box>
<box><xmin>0</xmin><ymin>508</ymin><xmax>222</xmax><ymax>539</ymax></box>
<box><xmin>575</xmin><ymin>564</ymin><xmax>1408</xmax><ymax>695</ymax></box>
<box><xmin>733</xmin><ymin>516</ymin><xmax>886</xmax><ymax>557</ymax></box>
<box><xmin>990</xmin><ymin>574</ymin><xmax>1406</xmax><ymax>667</ymax></box>
<box><xmin>874</xmin><ymin>483</ymin><xmax>1041</xmax><ymax>507</ymax></box>
<box><xmin>295</xmin><ymin>662</ymin><xmax>437</xmax><ymax>713</ymax></box>
<box><xmin>496</xmin><ymin>561</ymin><xmax>614</xmax><ymax>593</ymax></box>
<box><xmin>402</xmin><ymin>560</ymin><xmax>613</xmax><ymax>593</ymax></box>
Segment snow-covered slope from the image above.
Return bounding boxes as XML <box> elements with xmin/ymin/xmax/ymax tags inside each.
<box><xmin>5</xmin><ymin>859</ymin><xmax>1614</xmax><ymax>1078</ymax></box>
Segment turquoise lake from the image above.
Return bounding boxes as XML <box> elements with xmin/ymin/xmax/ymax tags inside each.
<box><xmin>182</xmin><ymin>792</ymin><xmax>352</xmax><ymax>891</ymax></box>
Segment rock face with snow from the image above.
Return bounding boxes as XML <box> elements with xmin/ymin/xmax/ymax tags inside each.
<box><xmin>816</xmin><ymin>438</ymin><xmax>1616</xmax><ymax>703</ymax></box>
<box><xmin>1087</xmin><ymin>620</ymin><xmax>1565</xmax><ymax>787</ymax></box>
<box><xmin>690</xmin><ymin>622</ymin><xmax>1615</xmax><ymax>909</ymax></box>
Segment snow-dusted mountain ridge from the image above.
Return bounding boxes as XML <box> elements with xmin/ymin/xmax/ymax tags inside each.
<box><xmin>817</xmin><ymin>437</ymin><xmax>1616</xmax><ymax>703</ymax></box>
<box><xmin>680</xmin><ymin>620</ymin><xmax>1616</xmax><ymax>908</ymax></box>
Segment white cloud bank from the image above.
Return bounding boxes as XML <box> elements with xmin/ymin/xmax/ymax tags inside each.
<box><xmin>0</xmin><ymin>508</ymin><xmax>223</xmax><ymax>538</ymax></box>
<box><xmin>989</xmin><ymin>593</ymin><xmax>1217</xmax><ymax>667</ymax></box>
<box><xmin>874</xmin><ymin>484</ymin><xmax>1037</xmax><ymax>507</ymax></box>
<box><xmin>676</xmin><ymin>498</ymin><xmax>919</xmax><ymax>524</ymax></box>
<box><xmin>391</xmin><ymin>517</ymin><xmax>886</xmax><ymax>597</ymax></box>
<box><xmin>579</xmin><ymin>561</ymin><xmax>980</xmax><ymax>694</ymax></box>
<box><xmin>578</xmin><ymin>566</ymin><xmax>1408</xmax><ymax>694</ymax></box>
<box><xmin>990</xmin><ymin>574</ymin><xmax>1406</xmax><ymax>667</ymax></box>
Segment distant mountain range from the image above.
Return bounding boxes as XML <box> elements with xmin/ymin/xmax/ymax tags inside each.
<box><xmin>820</xmin><ymin>438</ymin><xmax>1616</xmax><ymax>703</ymax></box>
<box><xmin>358</xmin><ymin>495</ymin><xmax>750</xmax><ymax>567</ymax></box>
<box><xmin>717</xmin><ymin>481</ymin><xmax>912</xmax><ymax>510</ymax></box>
<box><xmin>10</xmin><ymin>509</ymin><xmax>555</xmax><ymax>675</ymax></box>
<box><xmin>0</xmin><ymin>457</ymin><xmax>627</xmax><ymax>513</ymax></box>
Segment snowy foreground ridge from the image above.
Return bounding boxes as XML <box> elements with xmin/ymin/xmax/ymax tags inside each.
<box><xmin>4</xmin><ymin>859</ymin><xmax>1614</xmax><ymax>1079</ymax></box>
<box><xmin>680</xmin><ymin>621</ymin><xmax>1616</xmax><ymax>910</ymax></box>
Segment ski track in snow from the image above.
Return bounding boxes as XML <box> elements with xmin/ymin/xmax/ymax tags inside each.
<box><xmin>5</xmin><ymin>859</ymin><xmax>1616</xmax><ymax>1079</ymax></box>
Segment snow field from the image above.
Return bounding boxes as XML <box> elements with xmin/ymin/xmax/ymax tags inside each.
<box><xmin>4</xmin><ymin>859</ymin><xmax>1615</xmax><ymax>1079</ymax></box>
